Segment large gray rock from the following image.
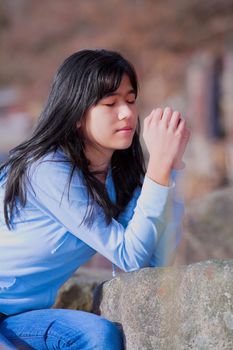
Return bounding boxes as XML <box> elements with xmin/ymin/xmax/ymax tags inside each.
<box><xmin>94</xmin><ymin>260</ymin><xmax>233</xmax><ymax>350</ymax></box>
<box><xmin>178</xmin><ymin>186</ymin><xmax>233</xmax><ymax>264</ymax></box>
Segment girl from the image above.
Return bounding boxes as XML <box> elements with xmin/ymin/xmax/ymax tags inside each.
<box><xmin>0</xmin><ymin>49</ymin><xmax>190</xmax><ymax>349</ymax></box>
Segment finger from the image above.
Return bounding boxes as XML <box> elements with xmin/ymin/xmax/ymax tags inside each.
<box><xmin>144</xmin><ymin>110</ymin><xmax>155</xmax><ymax>131</ymax></box>
<box><xmin>183</xmin><ymin>127</ymin><xmax>191</xmax><ymax>139</ymax></box>
<box><xmin>176</xmin><ymin>118</ymin><xmax>186</xmax><ymax>135</ymax></box>
<box><xmin>150</xmin><ymin>108</ymin><xmax>163</xmax><ymax>125</ymax></box>
<box><xmin>161</xmin><ymin>107</ymin><xmax>173</xmax><ymax>127</ymax></box>
<box><xmin>169</xmin><ymin>111</ymin><xmax>181</xmax><ymax>131</ymax></box>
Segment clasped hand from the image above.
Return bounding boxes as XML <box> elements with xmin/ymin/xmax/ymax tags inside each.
<box><xmin>143</xmin><ymin>107</ymin><xmax>191</xmax><ymax>186</ymax></box>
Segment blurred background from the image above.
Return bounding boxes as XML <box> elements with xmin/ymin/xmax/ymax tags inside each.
<box><xmin>0</xmin><ymin>0</ymin><xmax>233</xmax><ymax>267</ymax></box>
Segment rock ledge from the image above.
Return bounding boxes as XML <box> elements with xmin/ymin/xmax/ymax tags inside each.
<box><xmin>94</xmin><ymin>259</ymin><xmax>233</xmax><ymax>350</ymax></box>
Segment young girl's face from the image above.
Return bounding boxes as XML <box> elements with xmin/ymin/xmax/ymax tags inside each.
<box><xmin>82</xmin><ymin>74</ymin><xmax>138</xmax><ymax>157</ymax></box>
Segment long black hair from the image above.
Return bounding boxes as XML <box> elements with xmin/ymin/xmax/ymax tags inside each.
<box><xmin>0</xmin><ymin>49</ymin><xmax>145</xmax><ymax>229</ymax></box>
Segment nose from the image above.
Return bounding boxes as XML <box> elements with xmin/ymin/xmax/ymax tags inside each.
<box><xmin>118</xmin><ymin>104</ymin><xmax>133</xmax><ymax>121</ymax></box>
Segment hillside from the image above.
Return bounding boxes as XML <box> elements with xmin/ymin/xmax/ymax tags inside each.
<box><xmin>0</xmin><ymin>0</ymin><xmax>232</xmax><ymax>105</ymax></box>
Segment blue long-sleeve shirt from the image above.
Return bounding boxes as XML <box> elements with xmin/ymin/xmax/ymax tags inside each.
<box><xmin>0</xmin><ymin>149</ymin><xmax>184</xmax><ymax>315</ymax></box>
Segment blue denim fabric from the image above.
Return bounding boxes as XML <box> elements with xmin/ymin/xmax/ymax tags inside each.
<box><xmin>0</xmin><ymin>332</ymin><xmax>17</xmax><ymax>349</ymax></box>
<box><xmin>0</xmin><ymin>309</ymin><xmax>123</xmax><ymax>349</ymax></box>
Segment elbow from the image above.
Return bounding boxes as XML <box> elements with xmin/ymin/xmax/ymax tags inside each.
<box><xmin>118</xmin><ymin>251</ymin><xmax>152</xmax><ymax>273</ymax></box>
<box><xmin>114</xmin><ymin>227</ymin><xmax>157</xmax><ymax>272</ymax></box>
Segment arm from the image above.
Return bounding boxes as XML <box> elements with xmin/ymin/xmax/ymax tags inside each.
<box><xmin>143</xmin><ymin>107</ymin><xmax>190</xmax><ymax>266</ymax></box>
<box><xmin>118</xmin><ymin>169</ymin><xmax>185</xmax><ymax>267</ymax></box>
<box><xmin>26</xmin><ymin>156</ymin><xmax>173</xmax><ymax>272</ymax></box>
<box><xmin>149</xmin><ymin>169</ymin><xmax>184</xmax><ymax>267</ymax></box>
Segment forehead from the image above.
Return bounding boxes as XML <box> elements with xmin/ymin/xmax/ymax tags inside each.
<box><xmin>118</xmin><ymin>74</ymin><xmax>134</xmax><ymax>90</ymax></box>
<box><xmin>104</xmin><ymin>75</ymin><xmax>136</xmax><ymax>97</ymax></box>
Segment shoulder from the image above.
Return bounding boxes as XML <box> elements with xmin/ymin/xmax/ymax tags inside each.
<box><xmin>28</xmin><ymin>148</ymin><xmax>70</xmax><ymax>171</ymax></box>
<box><xmin>27</xmin><ymin>149</ymin><xmax>84</xmax><ymax>190</ymax></box>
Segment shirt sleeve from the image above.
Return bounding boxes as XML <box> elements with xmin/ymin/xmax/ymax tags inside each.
<box><xmin>26</xmin><ymin>158</ymin><xmax>174</xmax><ymax>272</ymax></box>
<box><xmin>149</xmin><ymin>169</ymin><xmax>185</xmax><ymax>267</ymax></box>
<box><xmin>118</xmin><ymin>169</ymin><xmax>185</xmax><ymax>267</ymax></box>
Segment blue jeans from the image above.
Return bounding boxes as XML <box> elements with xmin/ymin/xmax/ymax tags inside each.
<box><xmin>0</xmin><ymin>309</ymin><xmax>123</xmax><ymax>349</ymax></box>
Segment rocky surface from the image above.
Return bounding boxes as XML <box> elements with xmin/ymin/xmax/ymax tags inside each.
<box><xmin>53</xmin><ymin>267</ymin><xmax>113</xmax><ymax>312</ymax></box>
<box><xmin>94</xmin><ymin>260</ymin><xmax>233</xmax><ymax>350</ymax></box>
<box><xmin>177</xmin><ymin>186</ymin><xmax>233</xmax><ymax>264</ymax></box>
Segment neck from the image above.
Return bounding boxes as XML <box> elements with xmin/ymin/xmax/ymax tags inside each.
<box><xmin>85</xmin><ymin>145</ymin><xmax>113</xmax><ymax>183</ymax></box>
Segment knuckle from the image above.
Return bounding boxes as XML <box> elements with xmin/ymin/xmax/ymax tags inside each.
<box><xmin>144</xmin><ymin>116</ymin><xmax>151</xmax><ymax>125</ymax></box>
<box><xmin>174</xmin><ymin>110</ymin><xmax>181</xmax><ymax>117</ymax></box>
<box><xmin>151</xmin><ymin>115</ymin><xmax>159</xmax><ymax>125</ymax></box>
<box><xmin>176</xmin><ymin>130</ymin><xmax>183</xmax><ymax>138</ymax></box>
<box><xmin>155</xmin><ymin>107</ymin><xmax>163</xmax><ymax>114</ymax></box>
<box><xmin>159</xmin><ymin>121</ymin><xmax>167</xmax><ymax>130</ymax></box>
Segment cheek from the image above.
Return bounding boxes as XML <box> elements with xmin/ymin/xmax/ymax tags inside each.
<box><xmin>86</xmin><ymin>117</ymin><xmax>113</xmax><ymax>142</ymax></box>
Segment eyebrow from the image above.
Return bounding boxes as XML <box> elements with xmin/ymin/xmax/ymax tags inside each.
<box><xmin>103</xmin><ymin>89</ymin><xmax>136</xmax><ymax>98</ymax></box>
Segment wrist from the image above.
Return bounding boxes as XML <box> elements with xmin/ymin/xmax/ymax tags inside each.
<box><xmin>172</xmin><ymin>160</ymin><xmax>186</xmax><ymax>170</ymax></box>
<box><xmin>147</xmin><ymin>159</ymin><xmax>172</xmax><ymax>186</ymax></box>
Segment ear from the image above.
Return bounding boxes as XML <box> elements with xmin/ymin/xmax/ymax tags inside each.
<box><xmin>76</xmin><ymin>121</ymin><xmax>81</xmax><ymax>128</ymax></box>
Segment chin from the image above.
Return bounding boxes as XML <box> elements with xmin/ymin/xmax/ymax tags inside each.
<box><xmin>115</xmin><ymin>141</ymin><xmax>133</xmax><ymax>150</ymax></box>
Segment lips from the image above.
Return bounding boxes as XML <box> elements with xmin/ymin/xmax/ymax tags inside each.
<box><xmin>116</xmin><ymin>126</ymin><xmax>133</xmax><ymax>132</ymax></box>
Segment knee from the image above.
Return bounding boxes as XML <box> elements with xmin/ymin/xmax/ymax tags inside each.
<box><xmin>96</xmin><ymin>319</ymin><xmax>124</xmax><ymax>350</ymax></box>
<box><xmin>44</xmin><ymin>310</ymin><xmax>124</xmax><ymax>350</ymax></box>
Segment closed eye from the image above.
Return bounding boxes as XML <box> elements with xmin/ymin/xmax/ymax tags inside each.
<box><xmin>104</xmin><ymin>102</ymin><xmax>115</xmax><ymax>107</ymax></box>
